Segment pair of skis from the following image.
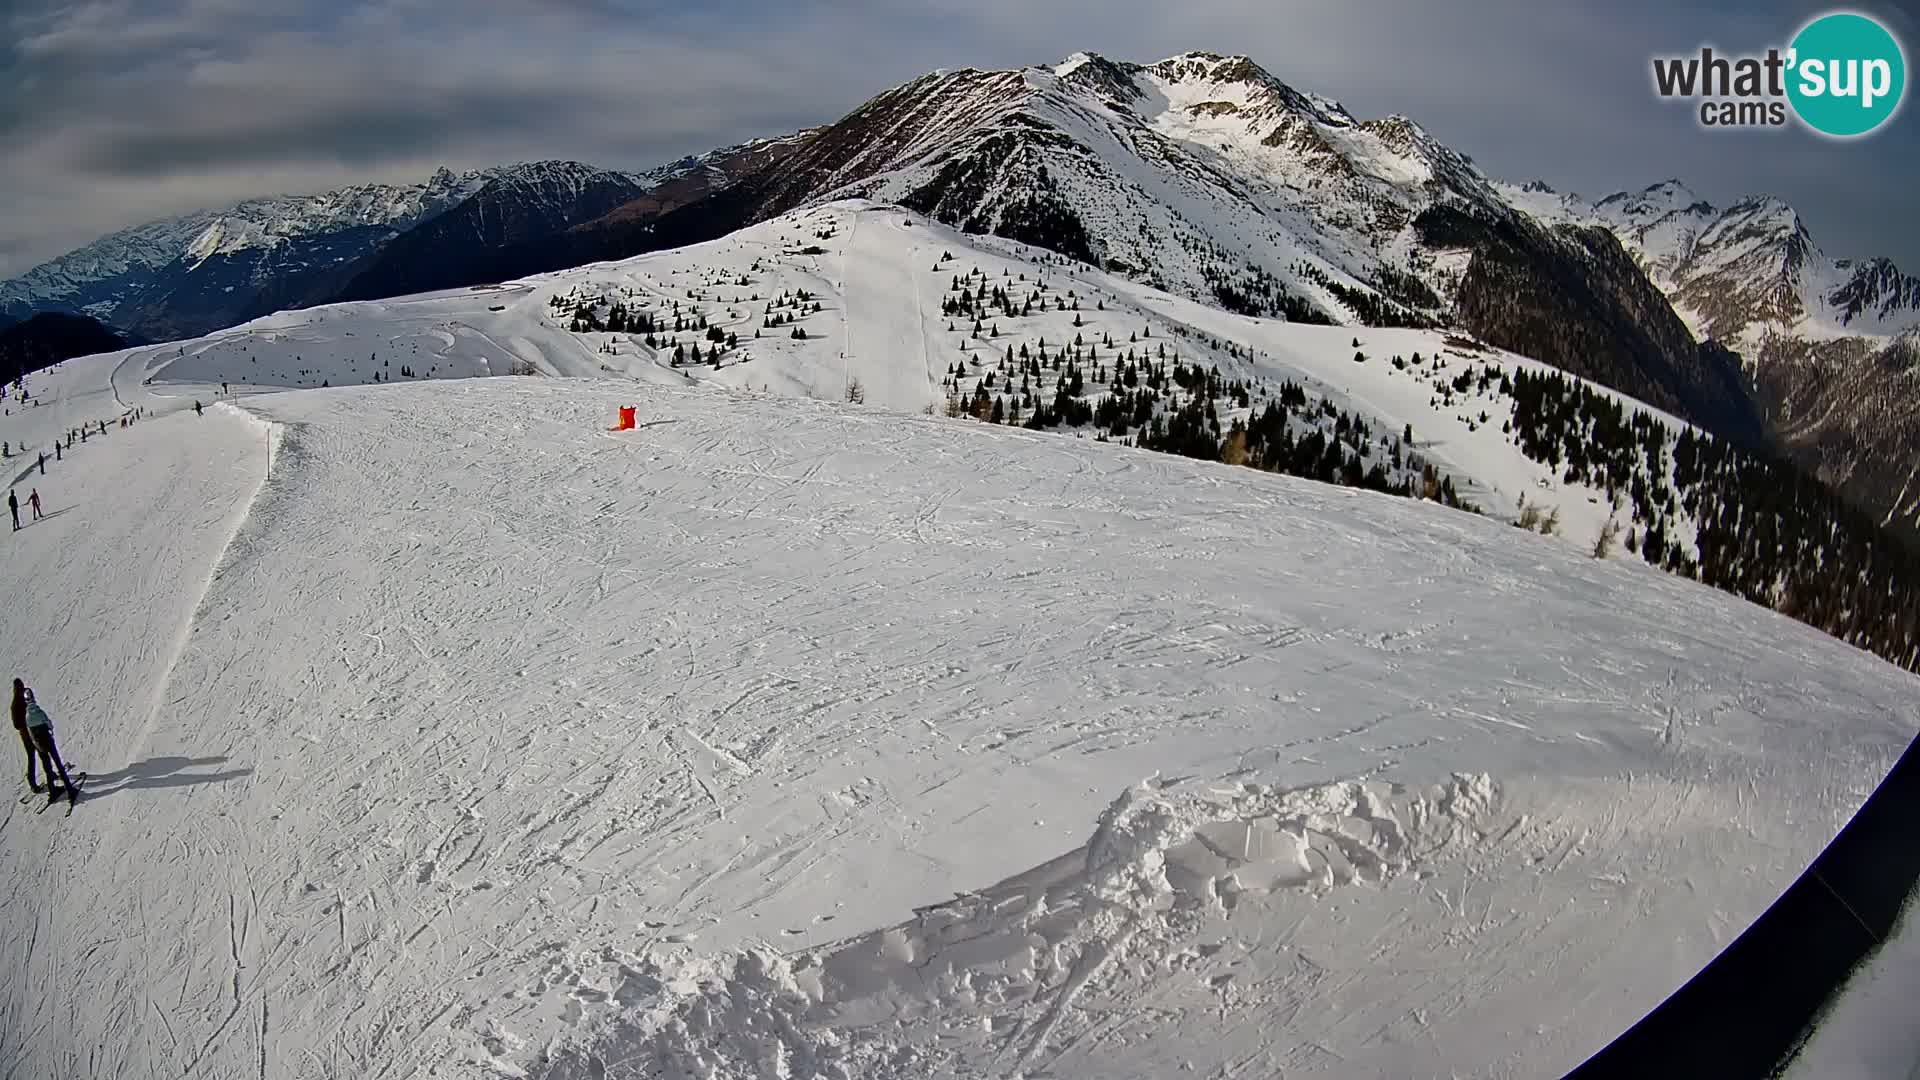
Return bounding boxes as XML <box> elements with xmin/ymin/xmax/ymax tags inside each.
<box><xmin>18</xmin><ymin>771</ymin><xmax>86</xmax><ymax>815</ymax></box>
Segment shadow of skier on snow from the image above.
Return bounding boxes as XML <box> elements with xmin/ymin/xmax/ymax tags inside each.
<box><xmin>81</xmin><ymin>755</ymin><xmax>252</xmax><ymax>799</ymax></box>
<box><xmin>18</xmin><ymin>506</ymin><xmax>75</xmax><ymax>529</ymax></box>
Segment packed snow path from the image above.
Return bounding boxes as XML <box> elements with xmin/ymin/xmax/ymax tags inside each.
<box><xmin>0</xmin><ymin>364</ymin><xmax>1913</xmax><ymax>1078</ymax></box>
<box><xmin>0</xmin><ymin>356</ymin><xmax>270</xmax><ymax>1078</ymax></box>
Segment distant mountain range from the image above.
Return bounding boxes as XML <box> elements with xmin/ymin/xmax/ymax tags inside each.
<box><xmin>0</xmin><ymin>151</ymin><xmax>772</xmax><ymax>343</ymax></box>
<box><xmin>1503</xmin><ymin>178</ymin><xmax>1920</xmax><ymax>347</ymax></box>
<box><xmin>1502</xmin><ymin>178</ymin><xmax>1920</xmax><ymax>532</ymax></box>
<box><xmin>1</xmin><ymin>165</ymin><xmax>498</xmax><ymax>338</ymax></box>
<box><xmin>4</xmin><ymin>50</ymin><xmax>1917</xmax><ymax>531</ymax></box>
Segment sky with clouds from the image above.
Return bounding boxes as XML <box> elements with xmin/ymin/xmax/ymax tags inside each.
<box><xmin>3</xmin><ymin>0</ymin><xmax>1916</xmax><ymax>279</ymax></box>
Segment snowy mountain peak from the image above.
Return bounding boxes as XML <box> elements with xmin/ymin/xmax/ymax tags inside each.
<box><xmin>463</xmin><ymin>160</ymin><xmax>652</xmax><ymax>210</ymax></box>
<box><xmin>1506</xmin><ymin>169</ymin><xmax>1920</xmax><ymax>373</ymax></box>
<box><xmin>1150</xmin><ymin>50</ymin><xmax>1270</xmax><ymax>85</ymax></box>
<box><xmin>231</xmin><ymin>172</ymin><xmax>495</xmax><ymax>260</ymax></box>
<box><xmin>728</xmin><ymin>48</ymin><xmax>1528</xmax><ymax>335</ymax></box>
<box><xmin>492</xmin><ymin>159</ymin><xmax>632</xmax><ymax>183</ymax></box>
<box><xmin>1053</xmin><ymin>51</ymin><xmax>1100</xmax><ymax>77</ymax></box>
<box><xmin>184</xmin><ymin>220</ymin><xmax>229</xmax><ymax>268</ymax></box>
<box><xmin>1707</xmin><ymin>196</ymin><xmax>1818</xmax><ymax>272</ymax></box>
<box><xmin>1353</xmin><ymin>114</ymin><xmax>1447</xmax><ymax>161</ymax></box>
<box><xmin>1829</xmin><ymin>257</ymin><xmax>1920</xmax><ymax>324</ymax></box>
<box><xmin>1141</xmin><ymin>51</ymin><xmax>1353</xmax><ymax>126</ymax></box>
<box><xmin>1051</xmin><ymin>51</ymin><xmax>1148</xmax><ymax>104</ymax></box>
<box><xmin>1595</xmin><ymin>179</ymin><xmax>1711</xmax><ymax>220</ymax></box>
<box><xmin>1724</xmin><ymin>193</ymin><xmax>1801</xmax><ymax>225</ymax></box>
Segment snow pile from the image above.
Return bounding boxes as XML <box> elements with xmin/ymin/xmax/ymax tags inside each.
<box><xmin>534</xmin><ymin>773</ymin><xmax>1502</xmax><ymax>1079</ymax></box>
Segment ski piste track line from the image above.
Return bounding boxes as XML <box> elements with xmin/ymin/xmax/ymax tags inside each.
<box><xmin>840</xmin><ymin>207</ymin><xmax>856</xmax><ymax>403</ymax></box>
<box><xmin>8</xmin><ymin>350</ymin><xmax>170</xmax><ymax>489</ymax></box>
<box><xmin>0</xmin><ymin>380</ymin><xmax>281</xmax><ymax>1078</ymax></box>
<box><xmin>117</xmin><ymin>402</ymin><xmax>280</xmax><ymax>1080</ymax></box>
<box><xmin>109</xmin><ymin>347</ymin><xmax>140</xmax><ymax>411</ymax></box>
<box><xmin>909</xmin><ymin>216</ymin><xmax>935</xmax><ymax>404</ymax></box>
<box><xmin>118</xmin><ymin>404</ymin><xmax>280</xmax><ymax>773</ymax></box>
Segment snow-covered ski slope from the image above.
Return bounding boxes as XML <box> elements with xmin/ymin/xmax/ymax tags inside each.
<box><xmin>128</xmin><ymin>201</ymin><xmax>1701</xmax><ymax>556</ymax></box>
<box><xmin>1</xmin><ymin>322</ymin><xmax>1915</xmax><ymax>1078</ymax></box>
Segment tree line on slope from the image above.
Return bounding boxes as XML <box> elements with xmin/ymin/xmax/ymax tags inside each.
<box><xmin>1506</xmin><ymin>367</ymin><xmax>1920</xmax><ymax>673</ymax></box>
<box><xmin>947</xmin><ymin>336</ymin><xmax>1917</xmax><ymax>675</ymax></box>
<box><xmin>943</xmin><ymin>342</ymin><xmax>1475</xmax><ymax>513</ymax></box>
<box><xmin>1421</xmin><ymin>202</ymin><xmax>1772</xmax><ymax>451</ymax></box>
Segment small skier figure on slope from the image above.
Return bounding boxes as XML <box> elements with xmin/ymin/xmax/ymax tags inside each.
<box><xmin>10</xmin><ymin>682</ymin><xmax>35</xmax><ymax>791</ymax></box>
<box><xmin>28</xmin><ymin>488</ymin><xmax>41</xmax><ymax>522</ymax></box>
<box><xmin>7</xmin><ymin>489</ymin><xmax>17</xmax><ymax>531</ymax></box>
<box><xmin>194</xmin><ymin>400</ymin><xmax>203</xmax><ymax>417</ymax></box>
<box><xmin>13</xmin><ymin>681</ymin><xmax>76</xmax><ymax>805</ymax></box>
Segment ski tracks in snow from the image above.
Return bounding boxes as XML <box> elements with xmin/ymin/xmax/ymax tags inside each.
<box><xmin>837</xmin><ymin>207</ymin><xmax>945</xmax><ymax>414</ymax></box>
<box><xmin>0</xmin><ymin>374</ymin><xmax>279</xmax><ymax>1080</ymax></box>
<box><xmin>1</xmin><ymin>370</ymin><xmax>1912</xmax><ymax>1079</ymax></box>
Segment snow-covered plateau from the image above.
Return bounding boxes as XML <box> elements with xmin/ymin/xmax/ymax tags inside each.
<box><xmin>0</xmin><ymin>203</ymin><xmax>1913</xmax><ymax>1080</ymax></box>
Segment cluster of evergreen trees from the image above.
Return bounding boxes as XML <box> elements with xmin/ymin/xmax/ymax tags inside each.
<box><xmin>1505</xmin><ymin>367</ymin><xmax>1920</xmax><ymax>673</ymax></box>
<box><xmin>942</xmin><ymin>336</ymin><xmax>1475</xmax><ymax>513</ymax></box>
<box><xmin>763</xmin><ymin>290</ymin><xmax>820</xmax><ymax>332</ymax></box>
<box><xmin>552</xmin><ymin>279</ymin><xmax>809</xmax><ymax>370</ymax></box>
<box><xmin>1369</xmin><ymin>263</ymin><xmax>1444</xmax><ymax>313</ymax></box>
<box><xmin>551</xmin><ymin>290</ymin><xmax>695</xmax><ymax>341</ymax></box>
<box><xmin>1202</xmin><ymin>262</ymin><xmax>1329</xmax><ymax>324</ymax></box>
<box><xmin>1289</xmin><ymin>260</ymin><xmax>1436</xmax><ymax>329</ymax></box>
<box><xmin>943</xmin><ymin>281</ymin><xmax>1081</xmax><ymax>321</ymax></box>
<box><xmin>574</xmin><ymin>299</ymin><xmax>655</xmax><ymax>336</ymax></box>
<box><xmin>1215</xmin><ymin>396</ymin><xmax>1469</xmax><ymax>507</ymax></box>
<box><xmin>931</xmin><ymin>258</ymin><xmax>1475</xmax><ymax>510</ymax></box>
<box><xmin>941</xmin><ymin>265</ymin><xmax>1086</xmax><ymax>323</ymax></box>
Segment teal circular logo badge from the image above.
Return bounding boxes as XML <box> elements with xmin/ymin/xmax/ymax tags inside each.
<box><xmin>1787</xmin><ymin>12</ymin><xmax>1906</xmax><ymax>137</ymax></box>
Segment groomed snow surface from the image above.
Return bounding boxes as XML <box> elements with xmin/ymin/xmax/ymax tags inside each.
<box><xmin>1</xmin><ymin>209</ymin><xmax>1916</xmax><ymax>1079</ymax></box>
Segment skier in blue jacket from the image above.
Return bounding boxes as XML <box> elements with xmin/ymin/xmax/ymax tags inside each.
<box><xmin>13</xmin><ymin>681</ymin><xmax>75</xmax><ymax>805</ymax></box>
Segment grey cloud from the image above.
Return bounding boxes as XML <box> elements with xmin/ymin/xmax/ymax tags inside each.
<box><xmin>65</xmin><ymin>96</ymin><xmax>573</xmax><ymax>177</ymax></box>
